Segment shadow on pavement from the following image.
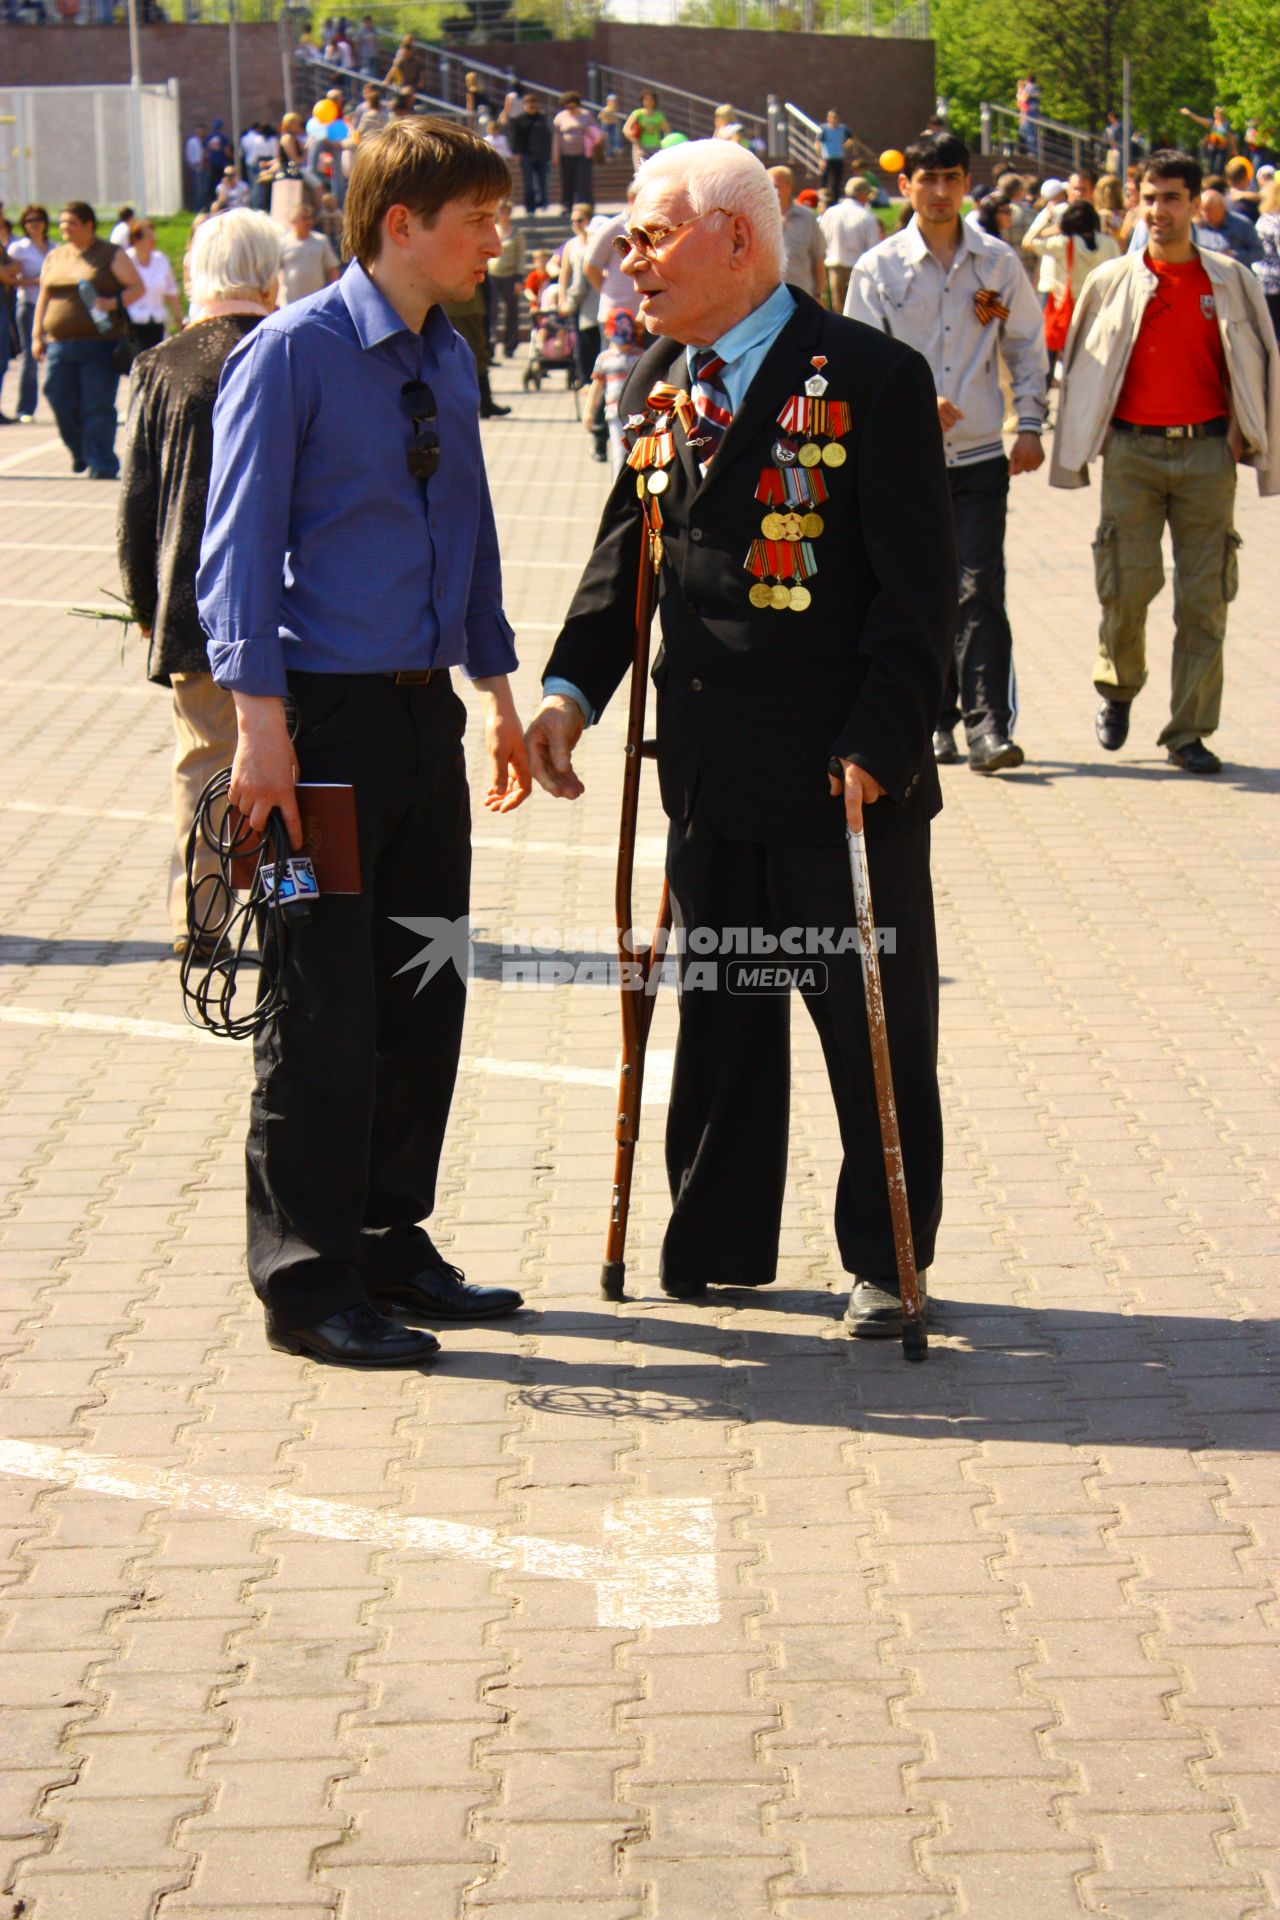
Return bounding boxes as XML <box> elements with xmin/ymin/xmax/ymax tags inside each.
<box><xmin>426</xmin><ymin>1296</ymin><xmax>1279</xmax><ymax>1451</ymax></box>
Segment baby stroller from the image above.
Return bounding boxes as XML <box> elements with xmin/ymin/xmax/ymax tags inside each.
<box><xmin>523</xmin><ymin>310</ymin><xmax>581</xmax><ymax>416</ymax></box>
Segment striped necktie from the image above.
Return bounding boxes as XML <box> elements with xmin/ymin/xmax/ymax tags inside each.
<box><xmin>689</xmin><ymin>349</ymin><xmax>733</xmax><ymax>474</ymax></box>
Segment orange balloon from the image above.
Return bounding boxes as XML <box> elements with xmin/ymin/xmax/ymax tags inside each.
<box><xmin>314</xmin><ymin>98</ymin><xmax>339</xmax><ymax>124</ymax></box>
<box><xmin>879</xmin><ymin>148</ymin><xmax>906</xmax><ymax>173</ymax></box>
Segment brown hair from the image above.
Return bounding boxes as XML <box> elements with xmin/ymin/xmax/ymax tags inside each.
<box><xmin>19</xmin><ymin>204</ymin><xmax>50</xmax><ymax>231</ymax></box>
<box><xmin>343</xmin><ymin>116</ymin><xmax>510</xmax><ymax>267</ymax></box>
<box><xmin>1094</xmin><ymin>174</ymin><xmax>1123</xmax><ymax>212</ymax></box>
<box><xmin>127</xmin><ymin>218</ymin><xmax>154</xmax><ymax>242</ymax></box>
<box><xmin>62</xmin><ymin>201</ymin><xmax>96</xmax><ymax>228</ymax></box>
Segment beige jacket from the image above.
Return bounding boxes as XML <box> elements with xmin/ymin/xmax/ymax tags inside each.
<box><xmin>1049</xmin><ymin>245</ymin><xmax>1280</xmax><ymax>497</ymax></box>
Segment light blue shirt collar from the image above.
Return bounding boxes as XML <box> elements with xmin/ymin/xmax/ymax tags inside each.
<box><xmin>687</xmin><ymin>280</ymin><xmax>796</xmax><ymax>380</ymax></box>
<box><xmin>685</xmin><ymin>281</ymin><xmax>797</xmax><ymax>418</ymax></box>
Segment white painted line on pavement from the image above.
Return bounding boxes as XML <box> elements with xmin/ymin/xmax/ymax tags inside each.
<box><xmin>0</xmin><ymin>541</ymin><xmax>116</xmax><ymax>554</ymax></box>
<box><xmin>0</xmin><ymin>799</ymin><xmax>168</xmax><ymax>825</ymax></box>
<box><xmin>0</xmin><ymin>438</ymin><xmax>61</xmax><ymax>474</ymax></box>
<box><xmin>0</xmin><ymin>1438</ymin><xmax>719</xmax><ymax>1629</ymax></box>
<box><xmin>0</xmin><ymin>1006</ymin><xmax>674</xmax><ymax>1103</ymax></box>
<box><xmin>0</xmin><ymin>497</ymin><xmax>120</xmax><ymax>511</ymax></box>
<box><xmin>0</xmin><ymin>809</ymin><xmax>668</xmax><ymax>868</ymax></box>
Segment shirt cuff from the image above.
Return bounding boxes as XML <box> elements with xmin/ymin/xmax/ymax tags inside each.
<box><xmin>543</xmin><ymin>676</ymin><xmax>597</xmax><ymax>726</ymax></box>
<box><xmin>463</xmin><ymin>609</ymin><xmax>519</xmax><ymax>680</ymax></box>
<box><xmin>1015</xmin><ymin>418</ymin><xmax>1044</xmax><ymax>433</ymax></box>
<box><xmin>208</xmin><ymin>634</ymin><xmax>288</xmax><ymax>697</ymax></box>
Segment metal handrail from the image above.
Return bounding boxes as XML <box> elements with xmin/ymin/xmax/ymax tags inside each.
<box><xmin>295</xmin><ymin>49</ymin><xmax>464</xmax><ymax>121</ymax></box>
<box><xmin>587</xmin><ymin>62</ymin><xmax>766</xmax><ymax>146</ymax></box>
<box><xmin>980</xmin><ymin>101</ymin><xmax>1110</xmax><ymax>175</ymax></box>
<box><xmin>783</xmin><ymin>100</ymin><xmax>823</xmax><ymax>178</ymax></box>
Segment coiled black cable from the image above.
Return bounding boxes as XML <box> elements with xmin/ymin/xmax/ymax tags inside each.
<box><xmin>179</xmin><ymin>768</ymin><xmax>312</xmax><ymax>1041</ymax></box>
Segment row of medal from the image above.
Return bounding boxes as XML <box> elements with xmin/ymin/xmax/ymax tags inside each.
<box><xmin>746</xmin><ymin>357</ymin><xmax>850</xmax><ymax>612</ymax></box>
<box><xmin>621</xmin><ymin>358</ymin><xmax>853</xmax><ymax>605</ymax></box>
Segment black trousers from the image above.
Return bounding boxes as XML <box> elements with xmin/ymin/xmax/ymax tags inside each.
<box><xmin>939</xmin><ymin>454</ymin><xmax>1016</xmax><ymax>741</ymax></box>
<box><xmin>488</xmin><ymin>274</ymin><xmax>522</xmax><ymax>357</ymax></box>
<box><xmin>247</xmin><ymin>672</ymin><xmax>470</xmax><ymax>1332</ymax></box>
<box><xmin>822</xmin><ymin>158</ymin><xmax>845</xmax><ymax>200</ymax></box>
<box><xmin>660</xmin><ymin>801</ymin><xmax>943</xmax><ymax>1292</ymax></box>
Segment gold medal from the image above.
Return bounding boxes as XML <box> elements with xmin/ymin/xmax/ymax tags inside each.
<box><xmin>798</xmin><ymin>442</ymin><xmax>822</xmax><ymax>468</ymax></box>
<box><xmin>647</xmin><ymin>468</ymin><xmax>669</xmax><ymax>495</ymax></box>
<box><xmin>769</xmin><ymin>584</ymin><xmax>791</xmax><ymax>610</ymax></box>
<box><xmin>821</xmin><ymin>442</ymin><xmax>847</xmax><ymax>468</ymax></box>
<box><xmin>748</xmin><ymin>582</ymin><xmax>773</xmax><ymax>609</ymax></box>
<box><xmin>778</xmin><ymin>512</ymin><xmax>803</xmax><ymax>541</ymax></box>
<box><xmin>635</xmin><ymin>473</ymin><xmax>646</xmax><ymax>499</ymax></box>
<box><xmin>800</xmin><ymin>512</ymin><xmax>825</xmax><ymax>538</ymax></box>
<box><xmin>788</xmin><ymin>585</ymin><xmax>812</xmax><ymax>611</ymax></box>
<box><xmin>651</xmin><ymin>532</ymin><xmax>664</xmax><ymax>568</ymax></box>
<box><xmin>760</xmin><ymin>512</ymin><xmax>785</xmax><ymax>540</ymax></box>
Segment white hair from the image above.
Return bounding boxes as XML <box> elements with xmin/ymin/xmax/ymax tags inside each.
<box><xmin>190</xmin><ymin>208</ymin><xmax>283</xmax><ymax>304</ymax></box>
<box><xmin>635</xmin><ymin>139</ymin><xmax>785</xmax><ymax>282</ymax></box>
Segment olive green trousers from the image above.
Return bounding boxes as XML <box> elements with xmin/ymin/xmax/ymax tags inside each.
<box><xmin>1092</xmin><ymin>430</ymin><xmax>1241</xmax><ymax>751</ymax></box>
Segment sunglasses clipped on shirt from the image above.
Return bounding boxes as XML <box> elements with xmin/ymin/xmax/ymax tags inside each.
<box><xmin>610</xmin><ymin>206</ymin><xmax>736</xmax><ymax>260</ymax></box>
<box><xmin>401</xmin><ymin>378</ymin><xmax>440</xmax><ymax>481</ymax></box>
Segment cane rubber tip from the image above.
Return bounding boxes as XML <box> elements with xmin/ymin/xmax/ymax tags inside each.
<box><xmin>902</xmin><ymin>1320</ymin><xmax>928</xmax><ymax>1362</ymax></box>
<box><xmin>601</xmin><ymin>1261</ymin><xmax>626</xmax><ymax>1302</ymax></box>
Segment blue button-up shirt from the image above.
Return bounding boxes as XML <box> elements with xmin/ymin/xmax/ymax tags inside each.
<box><xmin>546</xmin><ymin>282</ymin><xmax>797</xmax><ymax>722</ymax></box>
<box><xmin>197</xmin><ymin>261</ymin><xmax>517</xmax><ymax>696</ymax></box>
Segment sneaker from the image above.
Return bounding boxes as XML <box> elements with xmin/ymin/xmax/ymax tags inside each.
<box><xmin>1167</xmin><ymin>738</ymin><xmax>1221</xmax><ymax>775</ymax></box>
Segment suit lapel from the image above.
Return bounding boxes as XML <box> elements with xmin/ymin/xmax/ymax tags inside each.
<box><xmin>695</xmin><ymin>293</ymin><xmax>827</xmax><ymax>507</ymax></box>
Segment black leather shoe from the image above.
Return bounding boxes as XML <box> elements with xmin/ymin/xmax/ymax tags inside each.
<box><xmin>968</xmin><ymin>731</ymin><xmax>1025</xmax><ymax>774</ymax></box>
<box><xmin>1095</xmin><ymin>698</ymin><xmax>1131</xmax><ymax>751</ymax></box>
<box><xmin>481</xmin><ymin>402</ymin><xmax>512</xmax><ymax>419</ymax></box>
<box><xmin>1167</xmin><ymin>738</ymin><xmax>1221</xmax><ymax>775</ymax></box>
<box><xmin>369</xmin><ymin>1262</ymin><xmax>524</xmax><ymax>1321</ymax></box>
<box><xmin>266</xmin><ymin>1303</ymin><xmax>440</xmax><ymax>1368</ymax></box>
<box><xmin>932</xmin><ymin>727</ymin><xmax>961</xmax><ymax>764</ymax></box>
<box><xmin>842</xmin><ymin>1275</ymin><xmax>931</xmax><ymax>1339</ymax></box>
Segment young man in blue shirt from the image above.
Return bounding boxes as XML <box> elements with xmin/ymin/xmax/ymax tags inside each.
<box><xmin>198</xmin><ymin>118</ymin><xmax>532</xmax><ymax>1368</ymax></box>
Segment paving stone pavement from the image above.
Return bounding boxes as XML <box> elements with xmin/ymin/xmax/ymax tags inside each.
<box><xmin>0</xmin><ymin>349</ymin><xmax>1277</xmax><ymax>1920</ymax></box>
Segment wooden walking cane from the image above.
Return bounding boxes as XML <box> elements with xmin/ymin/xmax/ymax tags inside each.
<box><xmin>845</xmin><ymin>822</ymin><xmax>929</xmax><ymax>1362</ymax></box>
<box><xmin>600</xmin><ymin>523</ymin><xmax>673</xmax><ymax>1303</ymax></box>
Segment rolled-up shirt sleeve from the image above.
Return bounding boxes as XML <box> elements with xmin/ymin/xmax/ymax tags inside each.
<box><xmin>460</xmin><ymin>452</ymin><xmax>519</xmax><ymax>680</ymax></box>
<box><xmin>197</xmin><ymin>326</ymin><xmax>303</xmax><ymax>696</ymax></box>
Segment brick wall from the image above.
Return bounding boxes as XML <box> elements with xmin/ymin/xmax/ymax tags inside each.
<box><xmin>0</xmin><ymin>23</ymin><xmax>287</xmax><ymax>136</ymax></box>
<box><xmin>463</xmin><ymin>23</ymin><xmax>936</xmax><ymax>161</ymax></box>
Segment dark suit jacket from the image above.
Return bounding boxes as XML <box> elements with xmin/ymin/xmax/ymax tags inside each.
<box><xmin>543</xmin><ymin>289</ymin><xmax>959</xmax><ymax>846</ymax></box>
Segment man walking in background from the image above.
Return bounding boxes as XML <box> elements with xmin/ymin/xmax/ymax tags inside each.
<box><xmin>769</xmin><ymin>166</ymin><xmax>825</xmax><ymax>301</ymax></box>
<box><xmin>277</xmin><ymin>203</ymin><xmax>341</xmax><ymax>307</ymax></box>
<box><xmin>820</xmin><ymin>176</ymin><xmax>881</xmax><ymax>314</ymax></box>
<box><xmin>846</xmin><ymin>133</ymin><xmax>1047</xmax><ymax>774</ymax></box>
<box><xmin>1051</xmin><ymin>150</ymin><xmax>1279</xmax><ymax>775</ymax></box>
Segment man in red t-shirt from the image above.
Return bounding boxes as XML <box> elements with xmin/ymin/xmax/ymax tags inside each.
<box><xmin>1066</xmin><ymin>153</ymin><xmax>1251</xmax><ymax>774</ymax></box>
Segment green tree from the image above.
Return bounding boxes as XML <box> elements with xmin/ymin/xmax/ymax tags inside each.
<box><xmin>1209</xmin><ymin>0</ymin><xmax>1280</xmax><ymax>137</ymax></box>
<box><xmin>932</xmin><ymin>0</ymin><xmax>1019</xmax><ymax>144</ymax></box>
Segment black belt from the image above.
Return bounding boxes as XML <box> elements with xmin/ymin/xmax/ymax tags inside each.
<box><xmin>1111</xmin><ymin>417</ymin><xmax>1228</xmax><ymax>440</ymax></box>
<box><xmin>382</xmin><ymin>670</ymin><xmax>437</xmax><ymax>685</ymax></box>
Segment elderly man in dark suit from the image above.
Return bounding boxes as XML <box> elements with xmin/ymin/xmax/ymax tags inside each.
<box><xmin>524</xmin><ymin>140</ymin><xmax>957</xmax><ymax>1337</ymax></box>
